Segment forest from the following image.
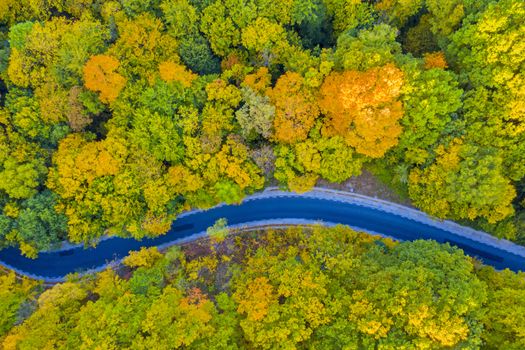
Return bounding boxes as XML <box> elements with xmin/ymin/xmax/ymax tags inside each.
<box><xmin>1</xmin><ymin>0</ymin><xmax>525</xmax><ymax>347</ymax></box>
<box><xmin>1</xmin><ymin>225</ymin><xmax>525</xmax><ymax>349</ymax></box>
<box><xmin>0</xmin><ymin>0</ymin><xmax>523</xmax><ymax>256</ymax></box>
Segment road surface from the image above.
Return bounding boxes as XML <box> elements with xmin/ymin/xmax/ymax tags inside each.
<box><xmin>1</xmin><ymin>189</ymin><xmax>524</xmax><ymax>281</ymax></box>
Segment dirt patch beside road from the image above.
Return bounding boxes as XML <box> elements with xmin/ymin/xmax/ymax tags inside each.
<box><xmin>317</xmin><ymin>170</ymin><xmax>413</xmax><ymax>207</ymax></box>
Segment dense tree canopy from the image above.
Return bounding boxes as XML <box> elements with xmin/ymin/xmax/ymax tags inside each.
<box><xmin>1</xmin><ymin>1</ymin><xmax>524</xmax><ymax>347</ymax></box>
<box><xmin>319</xmin><ymin>64</ymin><xmax>405</xmax><ymax>158</ymax></box>
<box><xmin>269</xmin><ymin>71</ymin><xmax>319</xmax><ymax>144</ymax></box>
<box><xmin>2</xmin><ymin>226</ymin><xmax>525</xmax><ymax>348</ymax></box>
<box><xmin>0</xmin><ymin>0</ymin><xmax>523</xmax><ymax>252</ymax></box>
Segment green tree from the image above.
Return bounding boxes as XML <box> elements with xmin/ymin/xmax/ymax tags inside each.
<box><xmin>274</xmin><ymin>136</ymin><xmax>363</xmax><ymax>191</ymax></box>
<box><xmin>447</xmin><ymin>0</ymin><xmax>525</xmax><ymax>181</ymax></box>
<box><xmin>0</xmin><ymin>122</ymin><xmax>48</xmax><ymax>200</ymax></box>
<box><xmin>408</xmin><ymin>139</ymin><xmax>516</xmax><ymax>227</ymax></box>
<box><xmin>477</xmin><ymin>267</ymin><xmax>525</xmax><ymax>349</ymax></box>
<box><xmin>200</xmin><ymin>0</ymin><xmax>253</xmax><ymax>56</ymax></box>
<box><xmin>374</xmin><ymin>0</ymin><xmax>424</xmax><ymax>27</ymax></box>
<box><xmin>54</xmin><ymin>18</ymin><xmax>110</xmax><ymax>87</ymax></box>
<box><xmin>12</xmin><ymin>190</ymin><xmax>68</xmax><ymax>255</ymax></box>
<box><xmin>320</xmin><ymin>240</ymin><xmax>486</xmax><ymax>348</ymax></box>
<box><xmin>206</xmin><ymin>218</ymin><xmax>229</xmax><ymax>244</ymax></box>
<box><xmin>161</xmin><ymin>0</ymin><xmax>199</xmax><ymax>39</ymax></box>
<box><xmin>333</xmin><ymin>24</ymin><xmax>402</xmax><ymax>71</ymax></box>
<box><xmin>121</xmin><ymin>0</ymin><xmax>162</xmax><ymax>17</ymax></box>
<box><xmin>427</xmin><ymin>0</ymin><xmax>465</xmax><ymax>38</ymax></box>
<box><xmin>7</xmin><ymin>22</ymin><xmax>34</xmax><ymax>50</ymax></box>
<box><xmin>3</xmin><ymin>281</ymin><xmax>89</xmax><ymax>349</ymax></box>
<box><xmin>235</xmin><ymin>87</ymin><xmax>275</xmax><ymax>140</ymax></box>
<box><xmin>179</xmin><ymin>34</ymin><xmax>221</xmax><ymax>75</ymax></box>
<box><xmin>395</xmin><ymin>65</ymin><xmax>463</xmax><ymax>165</ymax></box>
<box><xmin>323</xmin><ymin>0</ymin><xmax>374</xmax><ymax>34</ymax></box>
<box><xmin>0</xmin><ymin>272</ymin><xmax>39</xmax><ymax>338</ymax></box>
<box><xmin>128</xmin><ymin>108</ymin><xmax>185</xmax><ymax>163</ymax></box>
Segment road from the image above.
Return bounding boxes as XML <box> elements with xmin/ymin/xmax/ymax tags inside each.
<box><xmin>1</xmin><ymin>189</ymin><xmax>525</xmax><ymax>281</ymax></box>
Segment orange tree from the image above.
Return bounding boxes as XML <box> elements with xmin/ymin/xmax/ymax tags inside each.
<box><xmin>318</xmin><ymin>63</ymin><xmax>405</xmax><ymax>158</ymax></box>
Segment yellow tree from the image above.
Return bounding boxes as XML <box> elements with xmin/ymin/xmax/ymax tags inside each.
<box><xmin>46</xmin><ymin>134</ymin><xmax>132</xmax><ymax>243</ymax></box>
<box><xmin>83</xmin><ymin>54</ymin><xmax>127</xmax><ymax>103</ymax></box>
<box><xmin>158</xmin><ymin>61</ymin><xmax>197</xmax><ymax>87</ymax></box>
<box><xmin>134</xmin><ymin>286</ymin><xmax>216</xmax><ymax>348</ymax></box>
<box><xmin>7</xmin><ymin>18</ymin><xmax>68</xmax><ymax>89</ymax></box>
<box><xmin>123</xmin><ymin>247</ymin><xmax>163</xmax><ymax>268</ymax></box>
<box><xmin>319</xmin><ymin>64</ymin><xmax>404</xmax><ymax>158</ymax></box>
<box><xmin>108</xmin><ymin>14</ymin><xmax>179</xmax><ymax>80</ymax></box>
<box><xmin>241</xmin><ymin>17</ymin><xmax>286</xmax><ymax>54</ymax></box>
<box><xmin>268</xmin><ymin>72</ymin><xmax>320</xmax><ymax>144</ymax></box>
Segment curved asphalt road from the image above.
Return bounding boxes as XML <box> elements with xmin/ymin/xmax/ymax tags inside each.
<box><xmin>1</xmin><ymin>190</ymin><xmax>525</xmax><ymax>281</ymax></box>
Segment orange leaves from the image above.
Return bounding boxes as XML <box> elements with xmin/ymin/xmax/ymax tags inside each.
<box><xmin>243</xmin><ymin>67</ymin><xmax>271</xmax><ymax>93</ymax></box>
<box><xmin>181</xmin><ymin>288</ymin><xmax>211</xmax><ymax>313</ymax></box>
<box><xmin>423</xmin><ymin>51</ymin><xmax>448</xmax><ymax>69</ymax></box>
<box><xmin>178</xmin><ymin>287</ymin><xmax>215</xmax><ymax>326</ymax></box>
<box><xmin>268</xmin><ymin>72</ymin><xmax>319</xmax><ymax>144</ymax></box>
<box><xmin>236</xmin><ymin>277</ymin><xmax>274</xmax><ymax>321</ymax></box>
<box><xmin>159</xmin><ymin>61</ymin><xmax>197</xmax><ymax>87</ymax></box>
<box><xmin>319</xmin><ymin>64</ymin><xmax>404</xmax><ymax>158</ymax></box>
<box><xmin>83</xmin><ymin>54</ymin><xmax>126</xmax><ymax>103</ymax></box>
<box><xmin>221</xmin><ymin>53</ymin><xmax>242</xmax><ymax>71</ymax></box>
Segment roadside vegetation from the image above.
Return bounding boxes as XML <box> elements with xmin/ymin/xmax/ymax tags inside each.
<box><xmin>1</xmin><ymin>225</ymin><xmax>525</xmax><ymax>349</ymax></box>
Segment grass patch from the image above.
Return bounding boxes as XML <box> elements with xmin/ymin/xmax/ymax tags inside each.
<box><xmin>365</xmin><ymin>160</ymin><xmax>410</xmax><ymax>201</ymax></box>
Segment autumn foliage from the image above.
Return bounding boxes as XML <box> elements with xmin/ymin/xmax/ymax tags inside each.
<box><xmin>3</xmin><ymin>225</ymin><xmax>525</xmax><ymax>348</ymax></box>
<box><xmin>319</xmin><ymin>64</ymin><xmax>405</xmax><ymax>158</ymax></box>
<box><xmin>423</xmin><ymin>51</ymin><xmax>448</xmax><ymax>69</ymax></box>
<box><xmin>0</xmin><ymin>0</ymin><xmax>522</xmax><ymax>251</ymax></box>
<box><xmin>159</xmin><ymin>61</ymin><xmax>197</xmax><ymax>87</ymax></box>
<box><xmin>408</xmin><ymin>138</ymin><xmax>516</xmax><ymax>224</ymax></box>
<box><xmin>1</xmin><ymin>0</ymin><xmax>525</xmax><ymax>341</ymax></box>
<box><xmin>83</xmin><ymin>55</ymin><xmax>127</xmax><ymax>103</ymax></box>
<box><xmin>268</xmin><ymin>72</ymin><xmax>320</xmax><ymax>144</ymax></box>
